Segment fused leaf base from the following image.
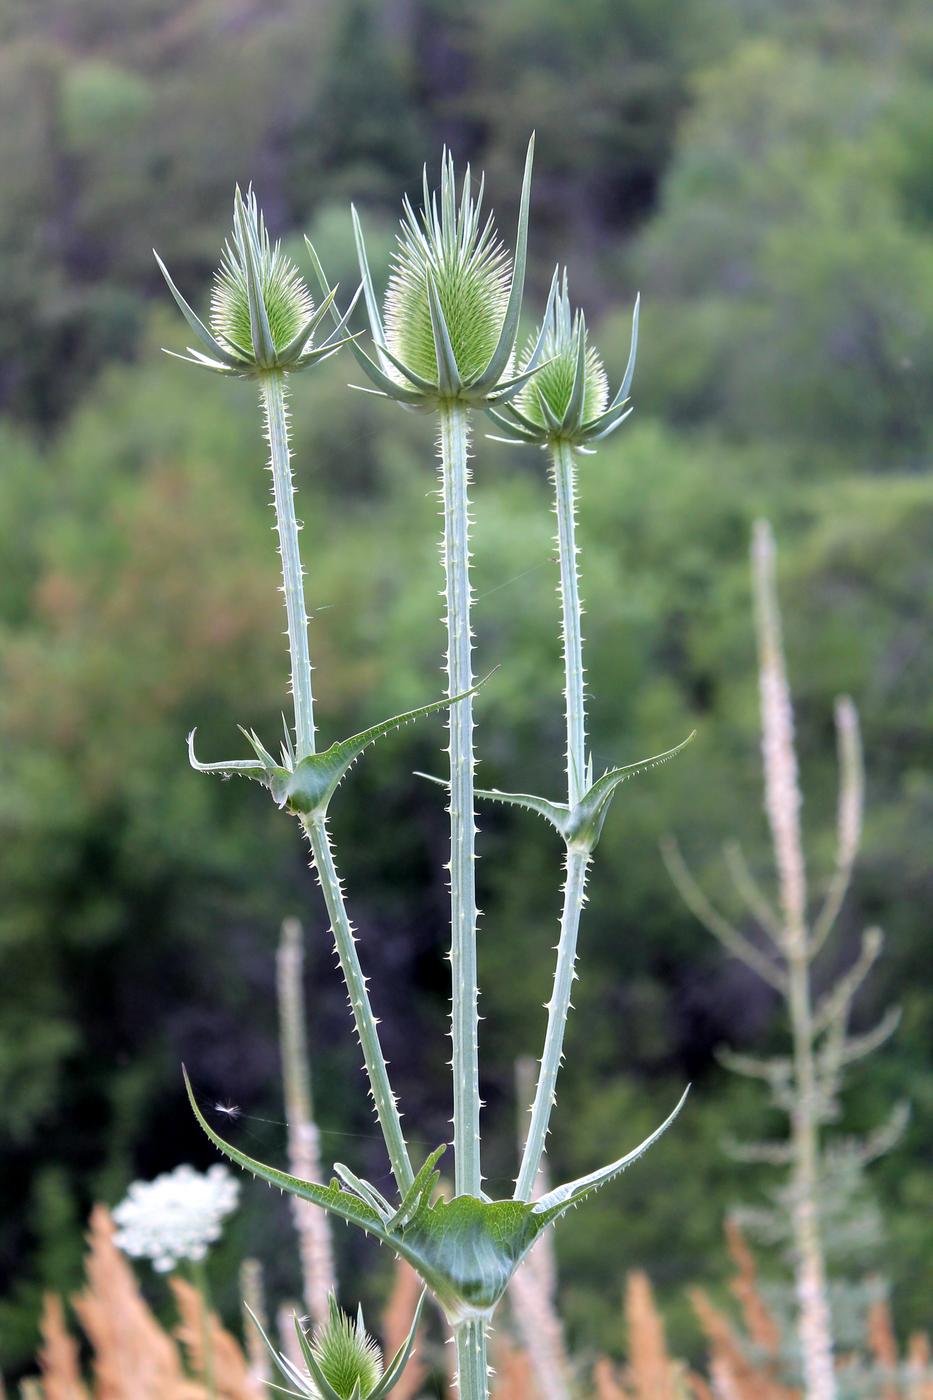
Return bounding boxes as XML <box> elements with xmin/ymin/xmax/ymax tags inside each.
<box><xmin>184</xmin><ymin>1070</ymin><xmax>687</xmax><ymax>1324</ymax></box>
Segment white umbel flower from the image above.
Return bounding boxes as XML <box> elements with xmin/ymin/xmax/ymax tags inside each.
<box><xmin>113</xmin><ymin>1163</ymin><xmax>239</xmax><ymax>1273</ymax></box>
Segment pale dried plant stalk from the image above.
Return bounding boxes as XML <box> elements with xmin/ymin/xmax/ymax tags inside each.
<box><xmin>381</xmin><ymin>1260</ymin><xmax>430</xmax><ymax>1400</ymax></box>
<box><xmin>238</xmin><ymin>1259</ymin><xmax>270</xmax><ymax>1386</ymax></box>
<box><xmin>507</xmin><ymin>1057</ymin><xmax>573</xmax><ymax>1400</ymax></box>
<box><xmin>72</xmin><ymin>1207</ymin><xmax>199</xmax><ymax>1400</ymax></box>
<box><xmin>490</xmin><ymin>1337</ymin><xmax>535</xmax><ymax>1400</ymax></box>
<box><xmin>664</xmin><ymin>520</ymin><xmax>906</xmax><ymax>1400</ymax></box>
<box><xmin>277</xmin><ymin>915</ymin><xmax>337</xmax><ymax>1328</ymax></box>
<box><xmin>171</xmin><ymin>1277</ymin><xmax>261</xmax><ymax>1399</ymax></box>
<box><xmin>624</xmin><ymin>1270</ymin><xmax>679</xmax><ymax>1400</ymax></box>
<box><xmin>38</xmin><ymin>1295</ymin><xmax>89</xmax><ymax>1400</ymax></box>
<box><xmin>725</xmin><ymin>1220</ymin><xmax>782</xmax><ymax>1358</ymax></box>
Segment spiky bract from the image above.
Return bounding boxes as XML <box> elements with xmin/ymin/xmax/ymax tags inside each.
<box><xmin>488</xmin><ymin>271</ymin><xmax>640</xmax><ymax>449</ymax></box>
<box><xmin>211</xmin><ymin>192</ymin><xmax>313</xmax><ymax>358</ymax></box>
<box><xmin>384</xmin><ymin>153</ymin><xmax>511</xmax><ymax>388</ymax></box>
<box><xmin>517</xmin><ymin>275</ymin><xmax>608</xmax><ymax>429</ymax></box>
<box><xmin>156</xmin><ymin>186</ymin><xmax>357</xmax><ymax>377</ymax></box>
<box><xmin>305</xmin><ymin>1297</ymin><xmax>383</xmax><ymax>1400</ymax></box>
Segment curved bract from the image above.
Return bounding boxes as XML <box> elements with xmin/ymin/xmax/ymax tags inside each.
<box><xmin>187</xmin><ymin>682</ymin><xmax>484</xmax><ymax>819</ymax></box>
<box><xmin>306</xmin><ymin>138</ymin><xmax>553</xmax><ymax>409</ymax></box>
<box><xmin>420</xmin><ymin>731</ymin><xmax>695</xmax><ymax>854</ymax></box>
<box><xmin>184</xmin><ymin>1070</ymin><xmax>687</xmax><ymax>1325</ymax></box>
<box><xmin>487</xmin><ymin>271</ymin><xmax>640</xmax><ymax>449</ymax></box>
<box><xmin>156</xmin><ymin>186</ymin><xmax>359</xmax><ymax>378</ymax></box>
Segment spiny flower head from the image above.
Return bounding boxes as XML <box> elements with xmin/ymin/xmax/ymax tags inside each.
<box><xmin>303</xmin><ymin>1297</ymin><xmax>383</xmax><ymax>1399</ymax></box>
<box><xmin>383</xmin><ymin>152</ymin><xmax>512</xmax><ymax>388</ymax></box>
<box><xmin>305</xmin><ymin>137</ymin><xmax>547</xmax><ymax>409</ymax></box>
<box><xmin>488</xmin><ymin>270</ymin><xmax>640</xmax><ymax>450</ymax></box>
<box><xmin>250</xmin><ymin>1289</ymin><xmax>426</xmax><ymax>1400</ymax></box>
<box><xmin>112</xmin><ymin>1163</ymin><xmax>239</xmax><ymax>1273</ymax></box>
<box><xmin>156</xmin><ymin>187</ymin><xmax>357</xmax><ymax>377</ymax></box>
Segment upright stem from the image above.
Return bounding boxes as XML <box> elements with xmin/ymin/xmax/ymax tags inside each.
<box><xmin>553</xmin><ymin>438</ymin><xmax>587</xmax><ymax>807</ymax></box>
<box><xmin>516</xmin><ymin>439</ymin><xmax>590</xmax><ymax>1201</ymax></box>
<box><xmin>261</xmin><ymin>369</ymin><xmax>413</xmax><ymax>1195</ymax></box>
<box><xmin>304</xmin><ymin>814</ymin><xmax>414</xmax><ymax>1194</ymax></box>
<box><xmin>438</xmin><ymin>401</ymin><xmax>481</xmax><ymax>1200</ymax></box>
<box><xmin>454</xmin><ymin>1320</ymin><xmax>488</xmax><ymax>1400</ymax></box>
<box><xmin>261</xmin><ymin>371</ymin><xmax>315</xmax><ymax>759</ymax></box>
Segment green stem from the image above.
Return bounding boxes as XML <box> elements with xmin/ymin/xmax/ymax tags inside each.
<box><xmin>455</xmin><ymin>1320</ymin><xmax>488</xmax><ymax>1400</ymax></box>
<box><xmin>261</xmin><ymin>369</ymin><xmax>413</xmax><ymax>1196</ymax></box>
<box><xmin>438</xmin><ymin>400</ymin><xmax>481</xmax><ymax>1199</ymax></box>
<box><xmin>516</xmin><ymin>848</ymin><xmax>590</xmax><ymax>1200</ymax></box>
<box><xmin>303</xmin><ymin>815</ymin><xmax>414</xmax><ymax>1194</ymax></box>
<box><xmin>190</xmin><ymin>1256</ymin><xmax>216</xmax><ymax>1399</ymax></box>
<box><xmin>261</xmin><ymin>370</ymin><xmax>315</xmax><ymax>760</ymax></box>
<box><xmin>516</xmin><ymin>439</ymin><xmax>589</xmax><ymax>1201</ymax></box>
<box><xmin>553</xmin><ymin>438</ymin><xmax>587</xmax><ymax>807</ymax></box>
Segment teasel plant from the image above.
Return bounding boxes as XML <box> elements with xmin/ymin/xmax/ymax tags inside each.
<box><xmin>158</xmin><ymin>153</ymin><xmax>691</xmax><ymax>1400</ymax></box>
<box><xmin>663</xmin><ymin>521</ymin><xmax>908</xmax><ymax>1400</ymax></box>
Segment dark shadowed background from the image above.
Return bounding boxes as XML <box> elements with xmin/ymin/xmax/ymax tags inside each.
<box><xmin>1</xmin><ymin>0</ymin><xmax>931</xmax><ymax>1380</ymax></box>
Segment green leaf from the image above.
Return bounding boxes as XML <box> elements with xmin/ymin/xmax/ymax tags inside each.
<box><xmin>461</xmin><ymin>732</ymin><xmax>695</xmax><ymax>851</ymax></box>
<box><xmin>188</xmin><ymin>683</ymin><xmax>484</xmax><ymax>816</ymax></box>
<box><xmin>186</xmin><ymin>1070</ymin><xmax>686</xmax><ymax>1325</ymax></box>
<box><xmin>564</xmin><ymin>732</ymin><xmax>695</xmax><ymax>850</ymax></box>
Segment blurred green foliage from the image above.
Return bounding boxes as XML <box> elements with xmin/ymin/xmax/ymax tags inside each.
<box><xmin>0</xmin><ymin>0</ymin><xmax>931</xmax><ymax>1379</ymax></box>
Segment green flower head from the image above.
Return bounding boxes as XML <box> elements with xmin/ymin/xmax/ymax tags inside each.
<box><xmin>248</xmin><ymin>1289</ymin><xmax>426</xmax><ymax>1400</ymax></box>
<box><xmin>488</xmin><ymin>270</ymin><xmax>639</xmax><ymax>450</ymax></box>
<box><xmin>155</xmin><ymin>186</ymin><xmax>357</xmax><ymax>377</ymax></box>
<box><xmin>305</xmin><ymin>137</ymin><xmax>549</xmax><ymax>408</ymax></box>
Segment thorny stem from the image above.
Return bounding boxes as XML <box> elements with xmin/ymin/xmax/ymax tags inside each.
<box><xmin>455</xmin><ymin>1320</ymin><xmax>488</xmax><ymax>1400</ymax></box>
<box><xmin>261</xmin><ymin>368</ymin><xmax>413</xmax><ymax>1196</ymax></box>
<box><xmin>553</xmin><ymin>438</ymin><xmax>587</xmax><ymax>807</ymax></box>
<box><xmin>303</xmin><ymin>814</ymin><xmax>414</xmax><ymax>1194</ymax></box>
<box><xmin>516</xmin><ymin>439</ymin><xmax>590</xmax><ymax>1202</ymax></box>
<box><xmin>438</xmin><ymin>400</ymin><xmax>482</xmax><ymax>1201</ymax></box>
<box><xmin>261</xmin><ymin>371</ymin><xmax>315</xmax><ymax>760</ymax></box>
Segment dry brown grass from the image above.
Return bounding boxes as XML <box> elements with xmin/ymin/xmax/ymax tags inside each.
<box><xmin>380</xmin><ymin>1259</ymin><xmax>429</xmax><ymax>1400</ymax></box>
<box><xmin>26</xmin><ymin>1206</ymin><xmax>260</xmax><ymax>1400</ymax></box>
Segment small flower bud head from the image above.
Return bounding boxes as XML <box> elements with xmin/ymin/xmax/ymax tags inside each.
<box><xmin>156</xmin><ymin>186</ymin><xmax>356</xmax><ymax>377</ymax></box>
<box><xmin>487</xmin><ymin>271</ymin><xmax>639</xmax><ymax>450</ymax></box>
<box><xmin>303</xmin><ymin>1296</ymin><xmax>383</xmax><ymax>1399</ymax></box>
<box><xmin>211</xmin><ymin>190</ymin><xmax>314</xmax><ymax>363</ymax></box>
<box><xmin>384</xmin><ymin>151</ymin><xmax>512</xmax><ymax>390</ymax></box>
<box><xmin>112</xmin><ymin>1163</ymin><xmax>239</xmax><ymax>1273</ymax></box>
<box><xmin>517</xmin><ymin>273</ymin><xmax>608</xmax><ymax>431</ymax></box>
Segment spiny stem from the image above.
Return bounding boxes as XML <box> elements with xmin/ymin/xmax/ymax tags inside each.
<box><xmin>515</xmin><ymin>438</ymin><xmax>589</xmax><ymax>1201</ymax></box>
<box><xmin>260</xmin><ymin>370</ymin><xmax>315</xmax><ymax>760</ymax></box>
<box><xmin>455</xmin><ymin>1320</ymin><xmax>488</xmax><ymax>1400</ymax></box>
<box><xmin>516</xmin><ymin>849</ymin><xmax>589</xmax><ymax>1200</ymax></box>
<box><xmin>553</xmin><ymin>437</ymin><xmax>587</xmax><ymax>806</ymax></box>
<box><xmin>260</xmin><ymin>369</ymin><xmax>413</xmax><ymax>1196</ymax></box>
<box><xmin>305</xmin><ymin>814</ymin><xmax>414</xmax><ymax>1194</ymax></box>
<box><xmin>438</xmin><ymin>400</ymin><xmax>481</xmax><ymax>1199</ymax></box>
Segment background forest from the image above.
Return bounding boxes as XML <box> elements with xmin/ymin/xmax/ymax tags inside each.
<box><xmin>0</xmin><ymin>0</ymin><xmax>931</xmax><ymax>1382</ymax></box>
